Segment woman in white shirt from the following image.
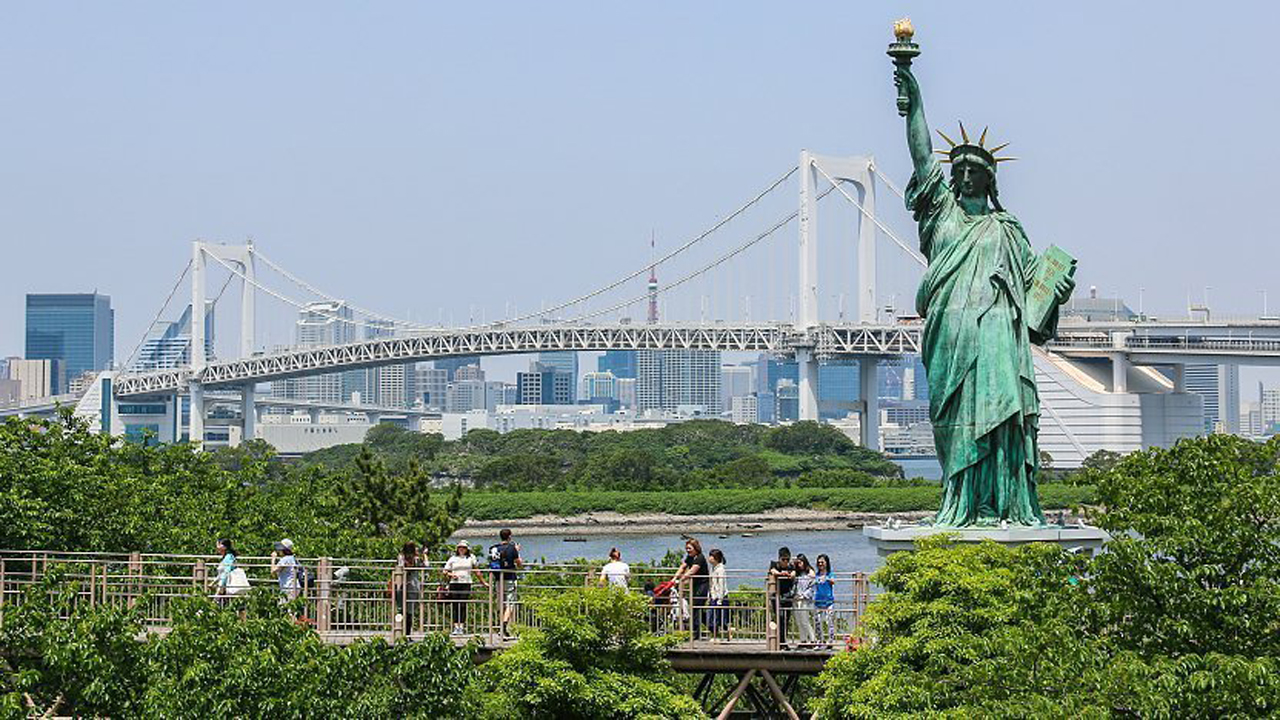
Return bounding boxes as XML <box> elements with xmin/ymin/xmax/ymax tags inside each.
<box><xmin>598</xmin><ymin>548</ymin><xmax>631</xmax><ymax>589</ymax></box>
<box><xmin>708</xmin><ymin>549</ymin><xmax>729</xmax><ymax>638</ymax></box>
<box><xmin>442</xmin><ymin>540</ymin><xmax>487</xmax><ymax>636</ymax></box>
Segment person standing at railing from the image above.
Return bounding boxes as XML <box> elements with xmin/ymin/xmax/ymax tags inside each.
<box><xmin>793</xmin><ymin>554</ymin><xmax>817</xmax><ymax>647</ymax></box>
<box><xmin>209</xmin><ymin>538</ymin><xmax>236</xmax><ymax>600</ymax></box>
<box><xmin>599</xmin><ymin>548</ymin><xmax>630</xmax><ymax>589</ymax></box>
<box><xmin>488</xmin><ymin>529</ymin><xmax>523</xmax><ymax>638</ymax></box>
<box><xmin>707</xmin><ymin>549</ymin><xmax>728</xmax><ymax>638</ymax></box>
<box><xmin>768</xmin><ymin>547</ymin><xmax>797</xmax><ymax>649</ymax></box>
<box><xmin>670</xmin><ymin>538</ymin><xmax>710</xmax><ymax>641</ymax></box>
<box><xmin>814</xmin><ymin>554</ymin><xmax>836</xmax><ymax>649</ymax></box>
<box><xmin>443</xmin><ymin>540</ymin><xmax>486</xmax><ymax>636</ymax></box>
<box><xmin>395</xmin><ymin>542</ymin><xmax>424</xmax><ymax>636</ymax></box>
<box><xmin>271</xmin><ymin>538</ymin><xmax>301</xmax><ymax>601</ymax></box>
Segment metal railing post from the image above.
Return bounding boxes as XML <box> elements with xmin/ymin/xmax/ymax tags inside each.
<box><xmin>193</xmin><ymin>559</ymin><xmax>207</xmax><ymax>595</ymax></box>
<box><xmin>316</xmin><ymin>557</ymin><xmax>332</xmax><ymax>635</ymax></box>
<box><xmin>765</xmin><ymin>575</ymin><xmax>778</xmax><ymax>651</ymax></box>
<box><xmin>128</xmin><ymin>551</ymin><xmax>142</xmax><ymax>609</ymax></box>
<box><xmin>0</xmin><ymin>558</ymin><xmax>6</xmax><ymax>626</ymax></box>
<box><xmin>390</xmin><ymin>566</ymin><xmax>405</xmax><ymax>643</ymax></box>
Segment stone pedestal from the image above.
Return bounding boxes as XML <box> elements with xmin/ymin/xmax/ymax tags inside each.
<box><xmin>864</xmin><ymin>523</ymin><xmax>1110</xmax><ymax>557</ymax></box>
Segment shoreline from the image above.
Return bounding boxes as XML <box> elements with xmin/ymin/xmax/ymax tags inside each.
<box><xmin>458</xmin><ymin>508</ymin><xmax>939</xmax><ymax>537</ymax></box>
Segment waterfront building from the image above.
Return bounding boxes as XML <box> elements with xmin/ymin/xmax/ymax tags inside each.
<box><xmin>0</xmin><ymin>379</ymin><xmax>19</xmax><ymax>409</ymax></box>
<box><xmin>636</xmin><ymin>349</ymin><xmax>721</xmax><ymax>413</ymax></box>
<box><xmin>455</xmin><ymin>363</ymin><xmax>485</xmax><ymax>381</ymax></box>
<box><xmin>819</xmin><ymin>360</ymin><xmax>859</xmax><ymax>419</ymax></box>
<box><xmin>416</xmin><ymin>367</ymin><xmax>448</xmax><ymax>409</ymax></box>
<box><xmin>581</xmin><ymin>371</ymin><xmax>618</xmax><ymax>402</ymax></box>
<box><xmin>616</xmin><ymin>377</ymin><xmax>637</xmax><ymax>409</ymax></box>
<box><xmin>775</xmin><ymin>379</ymin><xmax>799</xmax><ymax>422</ymax></box>
<box><xmin>1061</xmin><ymin>287</ymin><xmax>1135</xmax><ymax>322</ymax></box>
<box><xmin>1261</xmin><ymin>384</ymin><xmax>1280</xmax><ymax>434</ymax></box>
<box><xmin>25</xmin><ymin>293</ymin><xmax>114</xmax><ymax>389</ymax></box>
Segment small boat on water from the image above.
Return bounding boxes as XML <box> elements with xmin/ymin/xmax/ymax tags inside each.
<box><xmin>717</xmin><ymin>534</ymin><xmax>729</xmax><ymax>539</ymax></box>
<box><xmin>563</xmin><ymin>537</ymin><xmax>588</xmax><ymax>543</ymax></box>
<box><xmin>740</xmin><ymin>533</ymin><xmax>756</xmax><ymax>538</ymax></box>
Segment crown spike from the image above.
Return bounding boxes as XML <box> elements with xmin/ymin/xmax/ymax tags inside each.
<box><xmin>959</xmin><ymin>121</ymin><xmax>970</xmax><ymax>143</ymax></box>
<box><xmin>936</xmin><ymin>129</ymin><xmax>957</xmax><ymax>148</ymax></box>
<box><xmin>934</xmin><ymin>149</ymin><xmax>951</xmax><ymax>156</ymax></box>
<box><xmin>988</xmin><ymin>142</ymin><xmax>1010</xmax><ymax>154</ymax></box>
<box><xmin>978</xmin><ymin>126</ymin><xmax>989</xmax><ymax>147</ymax></box>
<box><xmin>993</xmin><ymin>156</ymin><xmax>1018</xmax><ymax>163</ymax></box>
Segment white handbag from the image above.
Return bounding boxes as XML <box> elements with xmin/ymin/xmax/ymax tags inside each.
<box><xmin>225</xmin><ymin>567</ymin><xmax>251</xmax><ymax>596</ymax></box>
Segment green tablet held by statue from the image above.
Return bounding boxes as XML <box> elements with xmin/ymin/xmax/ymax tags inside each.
<box><xmin>1027</xmin><ymin>245</ymin><xmax>1077</xmax><ymax>337</ymax></box>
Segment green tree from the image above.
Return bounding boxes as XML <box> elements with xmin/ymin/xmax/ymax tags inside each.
<box><xmin>479</xmin><ymin>587</ymin><xmax>704</xmax><ymax>719</ymax></box>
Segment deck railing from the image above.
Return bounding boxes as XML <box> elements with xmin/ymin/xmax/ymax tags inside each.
<box><xmin>0</xmin><ymin>550</ymin><xmax>873</xmax><ymax>651</ymax></box>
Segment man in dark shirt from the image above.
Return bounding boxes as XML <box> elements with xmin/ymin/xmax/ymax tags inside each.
<box><xmin>489</xmin><ymin>528</ymin><xmax>523</xmax><ymax>637</ymax></box>
<box><xmin>768</xmin><ymin>546</ymin><xmax>797</xmax><ymax>648</ymax></box>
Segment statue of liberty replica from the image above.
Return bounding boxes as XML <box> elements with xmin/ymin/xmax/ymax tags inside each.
<box><xmin>889</xmin><ymin>20</ymin><xmax>1076</xmax><ymax>527</ymax></box>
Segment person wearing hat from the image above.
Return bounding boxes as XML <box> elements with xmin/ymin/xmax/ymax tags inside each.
<box><xmin>270</xmin><ymin>538</ymin><xmax>301</xmax><ymax>600</ymax></box>
<box><xmin>442</xmin><ymin>539</ymin><xmax>487</xmax><ymax>636</ymax></box>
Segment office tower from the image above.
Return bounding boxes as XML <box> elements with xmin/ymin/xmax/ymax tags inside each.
<box><xmin>581</xmin><ymin>371</ymin><xmax>618</xmax><ymax>403</ymax></box>
<box><xmin>775</xmin><ymin>379</ymin><xmax>800</xmax><ymax>422</ymax></box>
<box><xmin>756</xmin><ymin>355</ymin><xmax>799</xmax><ymax>397</ymax></box>
<box><xmin>416</xmin><ymin>367</ymin><xmax>449</xmax><ymax>409</ymax></box>
<box><xmin>721</xmin><ymin>365</ymin><xmax>754</xmax><ymax>413</ymax></box>
<box><xmin>6</xmin><ymin>358</ymin><xmax>63</xmax><ymax>401</ymax></box>
<box><xmin>1185</xmin><ymin>364</ymin><xmax>1240</xmax><ymax>434</ymax></box>
<box><xmin>274</xmin><ymin>301</ymin><xmax>356</xmax><ymax>404</ymax></box>
<box><xmin>435</xmin><ymin>356</ymin><xmax>480</xmax><ymax>382</ymax></box>
<box><xmin>455</xmin><ymin>364</ymin><xmax>485</xmax><ymax>382</ymax></box>
<box><xmin>598</xmin><ymin>350</ymin><xmax>637</xmax><ymax>379</ymax></box>
<box><xmin>446</xmin><ymin>379</ymin><xmax>504</xmax><ymax>412</ymax></box>
<box><xmin>517</xmin><ymin>361</ymin><xmax>573</xmax><ymax>405</ymax></box>
<box><xmin>0</xmin><ymin>378</ymin><xmax>18</xmax><ymax>408</ymax></box>
<box><xmin>1261</xmin><ymin>384</ymin><xmax>1280</xmax><ymax>434</ymax></box>
<box><xmin>133</xmin><ymin>304</ymin><xmax>215</xmax><ymax>371</ymax></box>
<box><xmin>818</xmin><ymin>360</ymin><xmax>859</xmax><ymax>419</ymax></box>
<box><xmin>636</xmin><ymin>349</ymin><xmax>721</xmax><ymax>412</ymax></box>
<box><xmin>537</xmin><ymin>352</ymin><xmax>578</xmax><ymax>402</ymax></box>
<box><xmin>25</xmin><ymin>293</ymin><xmax>114</xmax><ymax>390</ymax></box>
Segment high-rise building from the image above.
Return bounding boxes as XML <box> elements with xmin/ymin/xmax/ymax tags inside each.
<box><xmin>581</xmin><ymin>371</ymin><xmax>618</xmax><ymax>403</ymax></box>
<box><xmin>274</xmin><ymin>301</ymin><xmax>357</xmax><ymax>405</ymax></box>
<box><xmin>721</xmin><ymin>365</ymin><xmax>754</xmax><ymax>413</ymax></box>
<box><xmin>731</xmin><ymin>394</ymin><xmax>759</xmax><ymax>424</ymax></box>
<box><xmin>637</xmin><ymin>349</ymin><xmax>721</xmax><ymax>412</ymax></box>
<box><xmin>598</xmin><ymin>350</ymin><xmax>637</xmax><ymax>380</ymax></box>
<box><xmin>616</xmin><ymin>377</ymin><xmax>637</xmax><ymax>409</ymax></box>
<box><xmin>25</xmin><ymin>293</ymin><xmax>114</xmax><ymax>390</ymax></box>
<box><xmin>1185</xmin><ymin>364</ymin><xmax>1240</xmax><ymax>434</ymax></box>
<box><xmin>1261</xmin><ymin>384</ymin><xmax>1280</xmax><ymax>434</ymax></box>
<box><xmin>416</xmin><ymin>367</ymin><xmax>449</xmax><ymax>409</ymax></box>
<box><xmin>435</xmin><ymin>356</ymin><xmax>480</xmax><ymax>382</ymax></box>
<box><xmin>538</xmin><ymin>352</ymin><xmax>578</xmax><ymax>403</ymax></box>
<box><xmin>516</xmin><ymin>361</ymin><xmax>573</xmax><ymax>405</ymax></box>
<box><xmin>775</xmin><ymin>379</ymin><xmax>800</xmax><ymax>422</ymax></box>
<box><xmin>455</xmin><ymin>364</ymin><xmax>485</xmax><ymax>382</ymax></box>
<box><xmin>133</xmin><ymin>303</ymin><xmax>215</xmax><ymax>371</ymax></box>
<box><xmin>6</xmin><ymin>358</ymin><xmax>64</xmax><ymax>401</ymax></box>
<box><xmin>819</xmin><ymin>361</ymin><xmax>859</xmax><ymax>419</ymax></box>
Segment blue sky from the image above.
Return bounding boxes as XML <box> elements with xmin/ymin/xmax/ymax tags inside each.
<box><xmin>2</xmin><ymin>2</ymin><xmax>1277</xmax><ymax>390</ymax></box>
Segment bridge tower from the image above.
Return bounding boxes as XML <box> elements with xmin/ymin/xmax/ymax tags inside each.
<box><xmin>189</xmin><ymin>240</ymin><xmax>257</xmax><ymax>444</ymax></box>
<box><xmin>797</xmin><ymin>152</ymin><xmax>881</xmax><ymax>448</ymax></box>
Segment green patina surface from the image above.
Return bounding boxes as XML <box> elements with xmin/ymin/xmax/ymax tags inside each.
<box><xmin>892</xmin><ymin>41</ymin><xmax>1075</xmax><ymax>528</ymax></box>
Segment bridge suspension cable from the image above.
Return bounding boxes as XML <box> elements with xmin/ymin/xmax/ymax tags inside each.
<box><xmin>501</xmin><ymin>165</ymin><xmax>799</xmax><ymax>327</ymax></box>
<box><xmin>567</xmin><ymin>182</ymin><xmax>840</xmax><ymax>324</ymax></box>
<box><xmin>813</xmin><ymin>164</ymin><xmax>926</xmax><ymax>268</ymax></box>
<box><xmin>120</xmin><ymin>260</ymin><xmax>192</xmax><ymax>371</ymax></box>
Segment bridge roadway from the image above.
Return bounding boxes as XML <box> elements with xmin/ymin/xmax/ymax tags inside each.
<box><xmin>113</xmin><ymin>318</ymin><xmax>1280</xmax><ymax>399</ymax></box>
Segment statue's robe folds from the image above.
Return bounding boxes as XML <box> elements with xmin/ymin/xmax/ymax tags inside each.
<box><xmin>907</xmin><ymin>160</ymin><xmax>1058</xmax><ymax>527</ymax></box>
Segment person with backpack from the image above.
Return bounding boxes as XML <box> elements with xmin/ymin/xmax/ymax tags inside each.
<box><xmin>488</xmin><ymin>529</ymin><xmax>522</xmax><ymax>637</ymax></box>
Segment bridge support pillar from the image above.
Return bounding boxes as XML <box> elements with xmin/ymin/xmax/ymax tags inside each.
<box><xmin>796</xmin><ymin>349</ymin><xmax>819</xmax><ymax>422</ymax></box>
<box><xmin>241</xmin><ymin>384</ymin><xmax>256</xmax><ymax>442</ymax></box>
<box><xmin>188</xmin><ymin>381</ymin><xmax>205</xmax><ymax>445</ymax></box>
<box><xmin>1110</xmin><ymin>353</ymin><xmax>1130</xmax><ymax>394</ymax></box>
<box><xmin>1172</xmin><ymin>363</ymin><xmax>1186</xmax><ymax>392</ymax></box>
<box><xmin>860</xmin><ymin>359</ymin><xmax>880</xmax><ymax>450</ymax></box>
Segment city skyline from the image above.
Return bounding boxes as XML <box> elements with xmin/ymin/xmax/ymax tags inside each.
<box><xmin>1</xmin><ymin>4</ymin><xmax>1277</xmax><ymax>391</ymax></box>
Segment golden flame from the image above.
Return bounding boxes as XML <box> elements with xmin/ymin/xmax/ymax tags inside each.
<box><xmin>893</xmin><ymin>18</ymin><xmax>914</xmax><ymax>41</ymax></box>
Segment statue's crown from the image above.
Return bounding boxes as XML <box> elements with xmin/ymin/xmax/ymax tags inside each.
<box><xmin>935</xmin><ymin>122</ymin><xmax>1016</xmax><ymax>173</ymax></box>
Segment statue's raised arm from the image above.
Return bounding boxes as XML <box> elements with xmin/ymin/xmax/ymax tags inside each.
<box><xmin>894</xmin><ymin>66</ymin><xmax>934</xmax><ymax>179</ymax></box>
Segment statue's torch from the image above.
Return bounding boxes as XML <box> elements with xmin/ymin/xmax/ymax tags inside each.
<box><xmin>887</xmin><ymin>18</ymin><xmax>920</xmax><ymax>117</ymax></box>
